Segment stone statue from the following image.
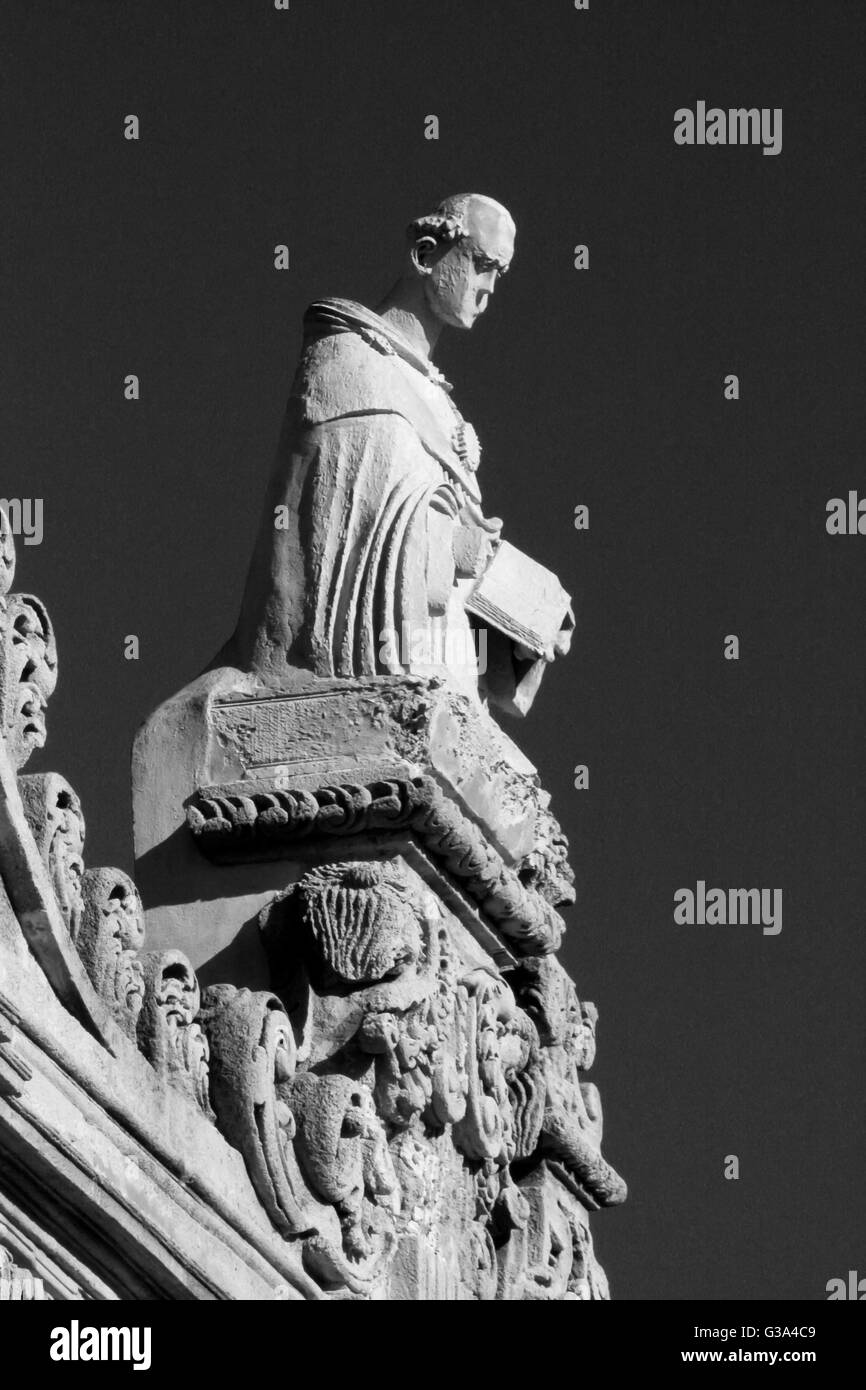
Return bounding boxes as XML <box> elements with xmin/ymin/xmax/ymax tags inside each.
<box><xmin>214</xmin><ymin>194</ymin><xmax>573</xmax><ymax>715</ymax></box>
<box><xmin>124</xmin><ymin>198</ymin><xmax>625</xmax><ymax>1300</ymax></box>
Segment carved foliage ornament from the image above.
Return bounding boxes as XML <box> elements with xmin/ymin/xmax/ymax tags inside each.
<box><xmin>0</xmin><ymin>522</ymin><xmax>56</xmax><ymax>770</ymax></box>
<box><xmin>0</xmin><ymin>593</ymin><xmax>57</xmax><ymax>770</ymax></box>
<box><xmin>249</xmin><ymin>858</ymin><xmax>624</xmax><ymax>1297</ymax></box>
<box><xmin>77</xmin><ymin>867</ymin><xmax>146</xmax><ymax>1039</ymax></box>
<box><xmin>137</xmin><ymin>949</ymin><xmax>214</xmax><ymax>1120</ymax></box>
<box><xmin>200</xmin><ymin>984</ymin><xmax>398</xmax><ymax>1293</ymax></box>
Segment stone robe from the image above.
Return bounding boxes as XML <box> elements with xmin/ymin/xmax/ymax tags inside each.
<box><xmin>223</xmin><ymin>299</ymin><xmax>488</xmax><ymax>696</ymax></box>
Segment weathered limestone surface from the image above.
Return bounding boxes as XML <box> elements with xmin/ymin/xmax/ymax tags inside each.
<box><xmin>130</xmin><ymin>196</ymin><xmax>625</xmax><ymax>1299</ymax></box>
<box><xmin>2</xmin><ymin>196</ymin><xmax>625</xmax><ymax>1300</ymax></box>
<box><xmin>133</xmin><ymin>669</ymin><xmax>568</xmax><ymax>975</ymax></box>
<box><xmin>0</xmin><ymin>515</ymin><xmax>318</xmax><ymax>1299</ymax></box>
<box><xmin>130</xmin><ymin>660</ymin><xmax>626</xmax><ymax>1297</ymax></box>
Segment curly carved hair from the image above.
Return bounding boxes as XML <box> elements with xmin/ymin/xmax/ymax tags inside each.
<box><xmin>407</xmin><ymin>193</ymin><xmax>475</xmax><ymax>247</ymax></box>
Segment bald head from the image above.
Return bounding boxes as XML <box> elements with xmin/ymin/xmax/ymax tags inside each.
<box><xmin>407</xmin><ymin>193</ymin><xmax>516</xmax><ymax>330</ymax></box>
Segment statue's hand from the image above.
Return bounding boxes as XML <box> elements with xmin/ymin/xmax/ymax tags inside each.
<box><xmin>453</xmin><ymin>524</ymin><xmax>497</xmax><ymax>580</ymax></box>
<box><xmin>460</xmin><ymin>499</ymin><xmax>503</xmax><ymax>539</ymax></box>
<box><xmin>554</xmin><ymin>603</ymin><xmax>576</xmax><ymax>658</ymax></box>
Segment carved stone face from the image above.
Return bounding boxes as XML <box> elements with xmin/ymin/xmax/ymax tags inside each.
<box><xmin>8</xmin><ymin>599</ymin><xmax>57</xmax><ymax>698</ymax></box>
<box><xmin>94</xmin><ymin>876</ymin><xmax>146</xmax><ymax>1017</ymax></box>
<box><xmin>137</xmin><ymin>950</ymin><xmax>201</xmax><ymax>1034</ymax></box>
<box><xmin>1</xmin><ymin>596</ymin><xmax>57</xmax><ymax>767</ymax></box>
<box><xmin>0</xmin><ymin>508</ymin><xmax>15</xmax><ymax>596</ymax></box>
<box><xmin>47</xmin><ymin>790</ymin><xmax>86</xmax><ymax>936</ymax></box>
<box><xmin>10</xmin><ymin>684</ymin><xmax>47</xmax><ymax>761</ymax></box>
<box><xmin>424</xmin><ymin>200</ymin><xmax>515</xmax><ymax>330</ymax></box>
<box><xmin>156</xmin><ymin>959</ymin><xmax>200</xmax><ymax>1027</ymax></box>
<box><xmin>104</xmin><ymin>880</ymin><xmax>146</xmax><ymax>954</ymax></box>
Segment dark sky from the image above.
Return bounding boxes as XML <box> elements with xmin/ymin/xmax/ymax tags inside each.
<box><xmin>5</xmin><ymin>0</ymin><xmax>865</xmax><ymax>1300</ymax></box>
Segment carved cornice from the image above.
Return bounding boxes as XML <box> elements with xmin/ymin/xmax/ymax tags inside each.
<box><xmin>187</xmin><ymin>776</ymin><xmax>566</xmax><ymax>956</ymax></box>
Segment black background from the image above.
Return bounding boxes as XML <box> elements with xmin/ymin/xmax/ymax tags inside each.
<box><xmin>5</xmin><ymin>0</ymin><xmax>865</xmax><ymax>1300</ymax></box>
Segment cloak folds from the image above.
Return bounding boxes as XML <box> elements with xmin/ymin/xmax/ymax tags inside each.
<box><xmin>227</xmin><ymin>299</ymin><xmax>482</xmax><ymax>685</ymax></box>
<box><xmin>301</xmin><ymin>413</ymin><xmax>460</xmax><ymax>677</ymax></box>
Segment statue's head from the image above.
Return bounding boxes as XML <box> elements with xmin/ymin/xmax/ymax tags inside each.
<box><xmin>408</xmin><ymin>194</ymin><xmax>515</xmax><ymax>330</ymax></box>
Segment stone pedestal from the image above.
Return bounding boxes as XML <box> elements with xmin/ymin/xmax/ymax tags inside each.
<box><xmin>132</xmin><ymin>668</ymin><xmax>568</xmax><ymax>985</ymax></box>
<box><xmin>130</xmin><ymin>668</ymin><xmax>625</xmax><ymax>1300</ymax></box>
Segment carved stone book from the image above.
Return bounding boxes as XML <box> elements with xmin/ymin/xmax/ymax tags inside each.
<box><xmin>466</xmin><ymin>540</ymin><xmax>573</xmax><ymax>659</ymax></box>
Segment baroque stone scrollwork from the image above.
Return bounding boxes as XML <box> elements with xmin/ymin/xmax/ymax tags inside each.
<box><xmin>17</xmin><ymin>772</ymin><xmax>148</xmax><ymax>1040</ymax></box>
<box><xmin>511</xmin><ymin>955</ymin><xmax>626</xmax><ymax>1208</ymax></box>
<box><xmin>77</xmin><ymin>868</ymin><xmax>146</xmax><ymax>1040</ymax></box>
<box><xmin>199</xmin><ymin>985</ymin><xmax>317</xmax><ymax>1237</ymax></box>
<box><xmin>0</xmin><ymin>508</ymin><xmax>15</xmax><ymax>598</ymax></box>
<box><xmin>288</xmin><ymin>1072</ymin><xmax>400</xmax><ymax>1274</ymax></box>
<box><xmin>240</xmin><ymin>856</ymin><xmax>625</xmax><ymax>1298</ymax></box>
<box><xmin>0</xmin><ymin>592</ymin><xmax>57</xmax><ymax>771</ymax></box>
<box><xmin>19</xmin><ymin>773</ymin><xmax>86</xmax><ymax>938</ymax></box>
<box><xmin>495</xmin><ymin>1167</ymin><xmax>610</xmax><ymax>1302</ymax></box>
<box><xmin>200</xmin><ymin>983</ymin><xmax>398</xmax><ymax>1294</ymax></box>
<box><xmin>137</xmin><ymin>950</ymin><xmax>214</xmax><ymax>1120</ymax></box>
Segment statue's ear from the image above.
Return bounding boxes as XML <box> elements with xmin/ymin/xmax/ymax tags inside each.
<box><xmin>410</xmin><ymin>235</ymin><xmax>439</xmax><ymax>275</ymax></box>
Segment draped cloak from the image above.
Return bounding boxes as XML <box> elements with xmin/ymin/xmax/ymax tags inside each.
<box><xmin>224</xmin><ymin>299</ymin><xmax>485</xmax><ymax>691</ymax></box>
